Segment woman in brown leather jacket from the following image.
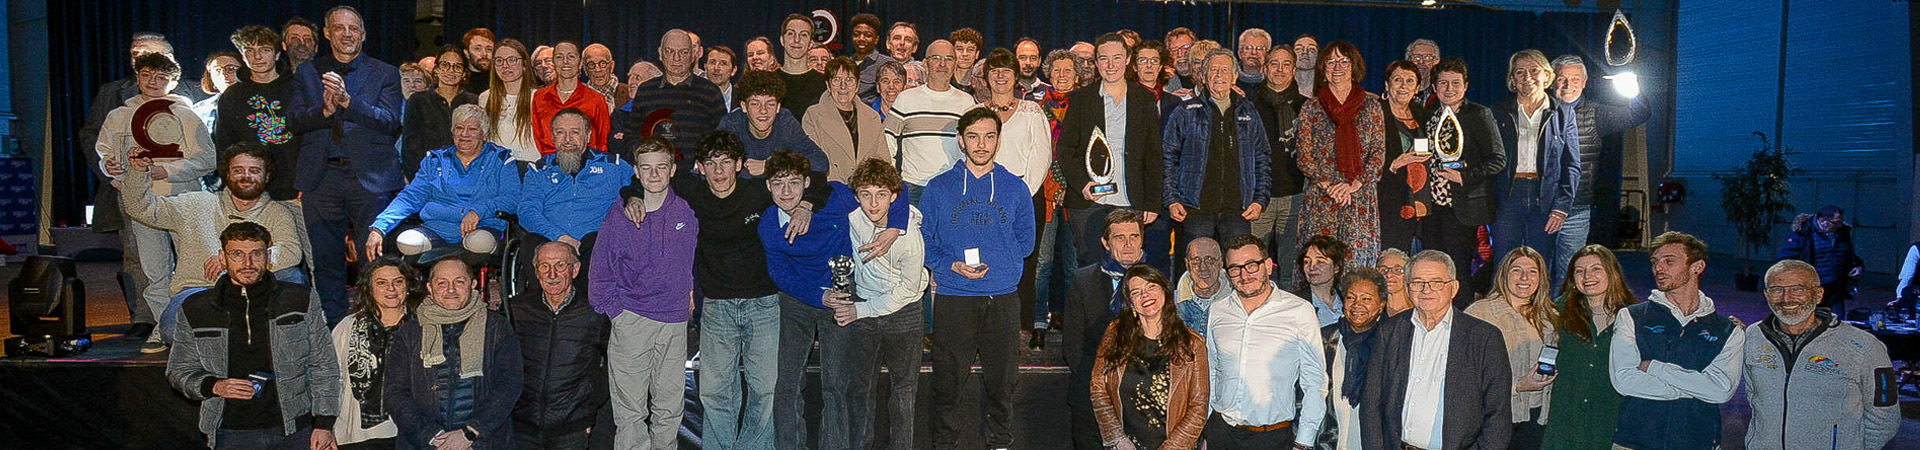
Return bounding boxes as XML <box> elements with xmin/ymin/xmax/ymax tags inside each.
<box><xmin>1092</xmin><ymin>265</ymin><xmax>1210</xmax><ymax>450</ymax></box>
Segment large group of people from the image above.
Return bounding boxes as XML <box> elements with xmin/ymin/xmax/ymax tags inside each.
<box><xmin>85</xmin><ymin>5</ymin><xmax>1901</xmax><ymax>450</ymax></box>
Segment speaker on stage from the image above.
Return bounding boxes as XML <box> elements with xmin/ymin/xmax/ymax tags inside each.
<box><xmin>9</xmin><ymin>255</ymin><xmax>87</xmax><ymax>337</ymax></box>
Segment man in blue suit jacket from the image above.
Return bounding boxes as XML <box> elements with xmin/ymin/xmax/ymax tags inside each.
<box><xmin>290</xmin><ymin>6</ymin><xmax>405</xmax><ymax>323</ymax></box>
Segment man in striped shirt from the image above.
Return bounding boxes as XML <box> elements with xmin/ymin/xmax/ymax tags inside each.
<box><xmin>612</xmin><ymin>29</ymin><xmax>725</xmax><ymax>164</ymax></box>
<box><xmin>883</xmin><ymin>39</ymin><xmax>973</xmax><ymax>204</ymax></box>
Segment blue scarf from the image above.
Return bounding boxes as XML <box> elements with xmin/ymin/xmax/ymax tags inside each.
<box><xmin>1103</xmin><ymin>255</ymin><xmax>1130</xmax><ymax>315</ymax></box>
<box><xmin>1337</xmin><ymin>319</ymin><xmax>1378</xmax><ymax>400</ymax></box>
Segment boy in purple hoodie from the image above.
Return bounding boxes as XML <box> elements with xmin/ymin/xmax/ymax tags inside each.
<box><xmin>589</xmin><ymin>136</ymin><xmax>698</xmax><ymax>449</ymax></box>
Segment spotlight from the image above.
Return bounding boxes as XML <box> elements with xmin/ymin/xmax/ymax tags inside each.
<box><xmin>1422</xmin><ymin>0</ymin><xmax>1438</xmax><ymax>5</ymax></box>
<box><xmin>1605</xmin><ymin>72</ymin><xmax>1640</xmax><ymax>99</ymax></box>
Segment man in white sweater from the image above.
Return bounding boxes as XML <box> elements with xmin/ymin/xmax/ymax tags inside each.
<box><xmin>123</xmin><ymin>143</ymin><xmax>307</xmax><ymax>353</ymax></box>
<box><xmin>883</xmin><ymin>39</ymin><xmax>974</xmax><ymax>203</ymax></box>
<box><xmin>98</xmin><ymin>53</ymin><xmax>217</xmax><ymax>353</ymax></box>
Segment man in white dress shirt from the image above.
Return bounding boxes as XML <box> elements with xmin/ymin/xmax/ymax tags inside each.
<box><xmin>1204</xmin><ymin>235</ymin><xmax>1326</xmax><ymax>450</ymax></box>
<box><xmin>1361</xmin><ymin>250</ymin><xmax>1511</xmax><ymax>450</ymax></box>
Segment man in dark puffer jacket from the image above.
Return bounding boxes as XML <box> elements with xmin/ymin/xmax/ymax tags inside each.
<box><xmin>507</xmin><ymin>241</ymin><xmax>611</xmax><ymax>449</ymax></box>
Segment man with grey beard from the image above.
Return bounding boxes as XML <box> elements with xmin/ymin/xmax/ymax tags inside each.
<box><xmin>515</xmin><ymin>109</ymin><xmax>632</xmax><ymax>294</ymax></box>
<box><xmin>1291</xmin><ymin>34</ymin><xmax>1318</xmax><ymax>95</ymax></box>
<box><xmin>1740</xmin><ymin>259</ymin><xmax>1898</xmax><ymax>450</ymax></box>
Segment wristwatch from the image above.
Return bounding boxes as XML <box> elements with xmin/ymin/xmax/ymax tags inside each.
<box><xmin>463</xmin><ymin>426</ymin><xmax>480</xmax><ymax>441</ymax></box>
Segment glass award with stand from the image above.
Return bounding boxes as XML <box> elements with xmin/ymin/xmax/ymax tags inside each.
<box><xmin>1085</xmin><ymin>128</ymin><xmax>1117</xmax><ymax>195</ymax></box>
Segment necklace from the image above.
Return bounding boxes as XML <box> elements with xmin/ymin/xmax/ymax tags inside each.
<box><xmin>985</xmin><ymin>98</ymin><xmax>1016</xmax><ymax>112</ymax></box>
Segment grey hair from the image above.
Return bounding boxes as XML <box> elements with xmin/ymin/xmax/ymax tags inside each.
<box><xmin>450</xmin><ymin>104</ymin><xmax>491</xmax><ymax>137</ymax></box>
<box><xmin>1379</xmin><ymin>247</ymin><xmax>1410</xmax><ymax>263</ymax></box>
<box><xmin>1551</xmin><ymin>54</ymin><xmax>1587</xmax><ymax>73</ymax></box>
<box><xmin>1043</xmin><ymin>49</ymin><xmax>1082</xmax><ymax>82</ymax></box>
<box><xmin>324</xmin><ymin>5</ymin><xmax>364</xmax><ymax>27</ymax></box>
<box><xmin>1408</xmin><ymin>249</ymin><xmax>1457</xmax><ymax>282</ymax></box>
<box><xmin>1238</xmin><ymin>28</ymin><xmax>1272</xmax><ymax>47</ymax></box>
<box><xmin>876</xmin><ymin>60</ymin><xmax>907</xmax><ymax>80</ymax></box>
<box><xmin>1764</xmin><ymin>259</ymin><xmax>1819</xmax><ymax>287</ymax></box>
<box><xmin>1193</xmin><ymin>47</ymin><xmax>1240</xmax><ymax>93</ymax></box>
<box><xmin>1404</xmin><ymin>38</ymin><xmax>1439</xmax><ymax>60</ymax></box>
<box><xmin>132</xmin><ymin>31</ymin><xmax>175</xmax><ymax>54</ymax></box>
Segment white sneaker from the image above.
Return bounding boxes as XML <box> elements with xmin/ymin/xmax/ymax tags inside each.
<box><xmin>139</xmin><ymin>335</ymin><xmax>169</xmax><ymax>354</ymax></box>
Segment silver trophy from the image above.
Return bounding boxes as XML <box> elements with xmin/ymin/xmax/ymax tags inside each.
<box><xmin>1085</xmin><ymin>128</ymin><xmax>1117</xmax><ymax>195</ymax></box>
<box><xmin>830</xmin><ymin>255</ymin><xmax>860</xmax><ymax>302</ymax></box>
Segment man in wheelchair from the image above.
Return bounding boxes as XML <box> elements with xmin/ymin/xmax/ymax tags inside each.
<box><xmin>366</xmin><ymin>104</ymin><xmax>522</xmax><ymax>261</ymax></box>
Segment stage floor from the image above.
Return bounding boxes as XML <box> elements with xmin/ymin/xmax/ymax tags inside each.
<box><xmin>4</xmin><ymin>257</ymin><xmax>1920</xmax><ymax>449</ymax></box>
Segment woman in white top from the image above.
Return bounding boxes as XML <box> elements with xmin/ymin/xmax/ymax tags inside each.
<box><xmin>1464</xmin><ymin>246</ymin><xmax>1560</xmax><ymax>450</ymax></box>
<box><xmin>478</xmin><ymin>39</ymin><xmax>538</xmax><ymax>162</ymax></box>
<box><xmin>330</xmin><ymin>257</ymin><xmax>420</xmax><ymax>448</ymax></box>
<box><xmin>975</xmin><ymin>48</ymin><xmax>1052</xmax><ymax>196</ymax></box>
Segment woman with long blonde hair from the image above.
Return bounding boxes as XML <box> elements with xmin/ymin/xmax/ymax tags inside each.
<box><xmin>1464</xmin><ymin>246</ymin><xmax>1559</xmax><ymax>449</ymax></box>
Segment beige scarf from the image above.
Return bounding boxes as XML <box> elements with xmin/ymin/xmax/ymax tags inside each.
<box><xmin>416</xmin><ymin>292</ymin><xmax>487</xmax><ymax>378</ymax></box>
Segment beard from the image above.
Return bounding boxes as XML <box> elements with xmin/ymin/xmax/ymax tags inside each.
<box><xmin>226</xmin><ymin>177</ymin><xmax>267</xmax><ymax>200</ymax></box>
<box><xmin>554</xmin><ymin>149</ymin><xmax>586</xmax><ymax>175</ymax></box>
<box><xmin>1772</xmin><ymin>303</ymin><xmax>1816</xmax><ymax>327</ymax></box>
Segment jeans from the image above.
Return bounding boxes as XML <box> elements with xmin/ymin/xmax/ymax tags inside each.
<box><xmin>866</xmin><ymin>301</ymin><xmax>924</xmax><ymax>450</ymax></box>
<box><xmin>514</xmin><ymin>428</ymin><xmax>588</xmax><ymax>450</ymax></box>
<box><xmin>1033</xmin><ymin>212</ymin><xmax>1063</xmax><ymax>329</ymax></box>
<box><xmin>609</xmin><ymin>311</ymin><xmax>688</xmax><ymax>450</ymax></box>
<box><xmin>213</xmin><ymin>426</ymin><xmax>310</xmax><ymax>450</ymax></box>
<box><xmin>1019</xmin><ymin>192</ymin><xmax>1046</xmax><ymax>329</ymax></box>
<box><xmin>1549</xmin><ymin>206</ymin><xmax>1593</xmax><ymax>295</ymax></box>
<box><xmin>1490</xmin><ymin>178</ymin><xmax>1555</xmax><ymax>273</ymax></box>
<box><xmin>775</xmin><ymin>293</ymin><xmax>875</xmax><ymax>450</ymax></box>
<box><xmin>1251</xmin><ymin>195</ymin><xmax>1301</xmax><ymax>288</ymax></box>
<box><xmin>306</xmin><ymin>165</ymin><xmax>394</xmax><ymax>324</ymax></box>
<box><xmin>698</xmin><ymin>295</ymin><xmax>780</xmax><ymax>450</ymax></box>
<box><xmin>116</xmin><ymin>223</ymin><xmax>156</xmax><ymax>325</ymax></box>
<box><xmin>157</xmin><ymin>286</ymin><xmax>211</xmax><ymax>344</ymax></box>
<box><xmin>1202</xmin><ymin>414</ymin><xmax>1296</xmax><ymax>450</ymax></box>
<box><xmin>930</xmin><ymin>293</ymin><xmax>1021</xmax><ymax>449</ymax></box>
<box><xmin>128</xmin><ymin>219</ymin><xmax>174</xmax><ymax>329</ymax></box>
<box><xmin>1175</xmin><ymin>210</ymin><xmax>1253</xmax><ymax>277</ymax></box>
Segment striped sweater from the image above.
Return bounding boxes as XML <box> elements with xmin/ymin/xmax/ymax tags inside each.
<box><xmin>884</xmin><ymin>85</ymin><xmax>974</xmax><ymax>185</ymax></box>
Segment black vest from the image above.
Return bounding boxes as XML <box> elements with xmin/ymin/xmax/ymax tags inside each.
<box><xmin>1614</xmin><ymin>300</ymin><xmax>1735</xmax><ymax>450</ymax></box>
<box><xmin>1572</xmin><ymin>100</ymin><xmax>1602</xmax><ymax>207</ymax></box>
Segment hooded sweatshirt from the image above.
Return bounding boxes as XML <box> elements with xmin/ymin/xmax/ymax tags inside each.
<box><xmin>98</xmin><ymin>93</ymin><xmax>217</xmax><ymax>196</ymax></box>
<box><xmin>917</xmin><ymin>162</ymin><xmax>1036</xmax><ymax>296</ymax></box>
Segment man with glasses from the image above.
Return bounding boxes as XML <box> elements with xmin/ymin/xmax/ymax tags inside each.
<box><xmin>1361</xmin><ymin>250</ymin><xmax>1512</xmax><ymax>450</ymax></box>
<box><xmin>532</xmin><ymin>42</ymin><xmax>611</xmax><ymax>155</ymax></box>
<box><xmin>1064</xmin><ymin>208</ymin><xmax>1147</xmax><ymax>450</ymax></box>
<box><xmin>1740</xmin><ymin>259</ymin><xmax>1898</xmax><ymax>450</ymax></box>
<box><xmin>1609</xmin><ymin>231</ymin><xmax>1745</xmax><ymax>450</ymax></box>
<box><xmin>506</xmin><ymin>242</ymin><xmax>609</xmax><ymax>450</ymax></box>
<box><xmin>582</xmin><ymin>44</ymin><xmax>625</xmax><ymax>111</ymax></box>
<box><xmin>1163</xmin><ymin>27</ymin><xmax>1198</xmax><ymax>96</ymax></box>
<box><xmin>884</xmin><ymin>39</ymin><xmax>974</xmax><ymax>201</ymax></box>
<box><xmin>1205</xmin><ymin>234</ymin><xmax>1326</xmax><ymax>450</ymax></box>
<box><xmin>615</xmin><ymin>29</ymin><xmax>726</xmax><ymax>161</ymax></box>
<box><xmin>1175</xmin><ymin>237</ymin><xmax>1229</xmax><ymax>335</ymax></box>
<box><xmin>1235</xmin><ymin>28</ymin><xmax>1271</xmax><ymax>91</ymax></box>
<box><xmin>1405</xmin><ymin>39</ymin><xmax>1441</xmax><ymax>107</ymax></box>
<box><xmin>166</xmin><ymin>222</ymin><xmax>339</xmax><ymax>450</ymax></box>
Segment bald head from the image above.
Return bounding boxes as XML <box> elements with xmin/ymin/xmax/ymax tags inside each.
<box><xmin>584</xmin><ymin>43</ymin><xmax>615</xmax><ymax>84</ymax></box>
<box><xmin>660</xmin><ymin>29</ymin><xmax>696</xmax><ymax>78</ymax></box>
<box><xmin>534</xmin><ymin>241</ymin><xmax>580</xmax><ymax>299</ymax></box>
<box><xmin>925</xmin><ymin>39</ymin><xmax>957</xmax><ymax>86</ymax></box>
<box><xmin>1186</xmin><ymin>237</ymin><xmax>1224</xmax><ymax>282</ymax></box>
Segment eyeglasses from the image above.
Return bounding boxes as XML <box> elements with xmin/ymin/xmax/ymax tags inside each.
<box><xmin>1136</xmin><ymin>57</ymin><xmax>1162</xmax><ymax>65</ymax></box>
<box><xmin>535</xmin><ymin>262</ymin><xmax>576</xmax><ymax>272</ymax></box>
<box><xmin>828</xmin><ymin>76</ymin><xmax>857</xmax><ymax>85</ymax></box>
<box><xmin>585</xmin><ymin>60</ymin><xmax>614</xmax><ymax>69</ymax></box>
<box><xmin>1765</xmin><ymin>285</ymin><xmax>1814</xmax><ymax>298</ymax></box>
<box><xmin>1239</xmin><ymin>45</ymin><xmax>1269</xmax><ymax>53</ymax></box>
<box><xmin>1186</xmin><ymin>255</ymin><xmax>1221</xmax><ymax>267</ymax></box>
<box><xmin>1410</xmin><ymin>54</ymin><xmax>1439</xmax><ymax>63</ymax></box>
<box><xmin>1225</xmin><ymin>258</ymin><xmax>1268</xmax><ymax>277</ymax></box>
<box><xmin>1326</xmin><ymin>58</ymin><xmax>1353</xmax><ymax>67</ymax></box>
<box><xmin>495</xmin><ymin>56</ymin><xmax>523</xmax><ymax>65</ymax></box>
<box><xmin>1408</xmin><ymin>279</ymin><xmax>1454</xmax><ymax>293</ymax></box>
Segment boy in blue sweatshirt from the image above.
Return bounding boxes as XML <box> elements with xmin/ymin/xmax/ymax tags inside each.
<box><xmin>917</xmin><ymin>108</ymin><xmax>1035</xmax><ymax>449</ymax></box>
<box><xmin>757</xmin><ymin>149</ymin><xmax>906</xmax><ymax>450</ymax></box>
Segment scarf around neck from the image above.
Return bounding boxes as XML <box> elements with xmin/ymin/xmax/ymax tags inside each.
<box><xmin>416</xmin><ymin>294</ymin><xmax>487</xmax><ymax>378</ymax></box>
<box><xmin>1317</xmin><ymin>85</ymin><xmax>1368</xmax><ymax>181</ymax></box>
<box><xmin>1337</xmin><ymin>319</ymin><xmax>1378</xmax><ymax>400</ymax></box>
<box><xmin>1103</xmin><ymin>255</ymin><xmax>1131</xmax><ymax>315</ymax></box>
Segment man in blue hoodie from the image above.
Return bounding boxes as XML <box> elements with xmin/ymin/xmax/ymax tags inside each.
<box><xmin>516</xmin><ymin>108</ymin><xmax>632</xmax><ymax>293</ymax></box>
<box><xmin>758</xmin><ymin>150</ymin><xmax>906</xmax><ymax>450</ymax></box>
<box><xmin>919</xmin><ymin>107</ymin><xmax>1036</xmax><ymax>450</ymax></box>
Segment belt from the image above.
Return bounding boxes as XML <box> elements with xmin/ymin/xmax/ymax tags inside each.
<box><xmin>1514</xmin><ymin>172</ymin><xmax>1539</xmax><ymax>179</ymax></box>
<box><xmin>1403</xmin><ymin>444</ymin><xmax>1430</xmax><ymax>450</ymax></box>
<box><xmin>327</xmin><ymin>157</ymin><xmax>352</xmax><ymax>165</ymax></box>
<box><xmin>1213</xmin><ymin>412</ymin><xmax>1292</xmax><ymax>432</ymax></box>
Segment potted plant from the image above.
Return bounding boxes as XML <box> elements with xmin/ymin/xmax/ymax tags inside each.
<box><xmin>1713</xmin><ymin>132</ymin><xmax>1797</xmax><ymax>291</ymax></box>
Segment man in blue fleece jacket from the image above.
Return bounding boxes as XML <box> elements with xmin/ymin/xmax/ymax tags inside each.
<box><xmin>758</xmin><ymin>149</ymin><xmax>907</xmax><ymax>450</ymax></box>
<box><xmin>516</xmin><ymin>108</ymin><xmax>632</xmax><ymax>293</ymax></box>
<box><xmin>918</xmin><ymin>107</ymin><xmax>1036</xmax><ymax>450</ymax></box>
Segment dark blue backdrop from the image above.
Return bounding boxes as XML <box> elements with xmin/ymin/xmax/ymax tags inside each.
<box><xmin>49</xmin><ymin>0</ymin><xmax>1671</xmax><ymax>233</ymax></box>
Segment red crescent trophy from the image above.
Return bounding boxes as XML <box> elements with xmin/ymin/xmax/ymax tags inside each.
<box><xmin>130</xmin><ymin>99</ymin><xmax>185</xmax><ymax>158</ymax></box>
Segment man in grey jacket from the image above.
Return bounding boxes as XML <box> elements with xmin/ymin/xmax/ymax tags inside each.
<box><xmin>1742</xmin><ymin>259</ymin><xmax>1899</xmax><ymax>450</ymax></box>
<box><xmin>166</xmin><ymin>222</ymin><xmax>339</xmax><ymax>449</ymax></box>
